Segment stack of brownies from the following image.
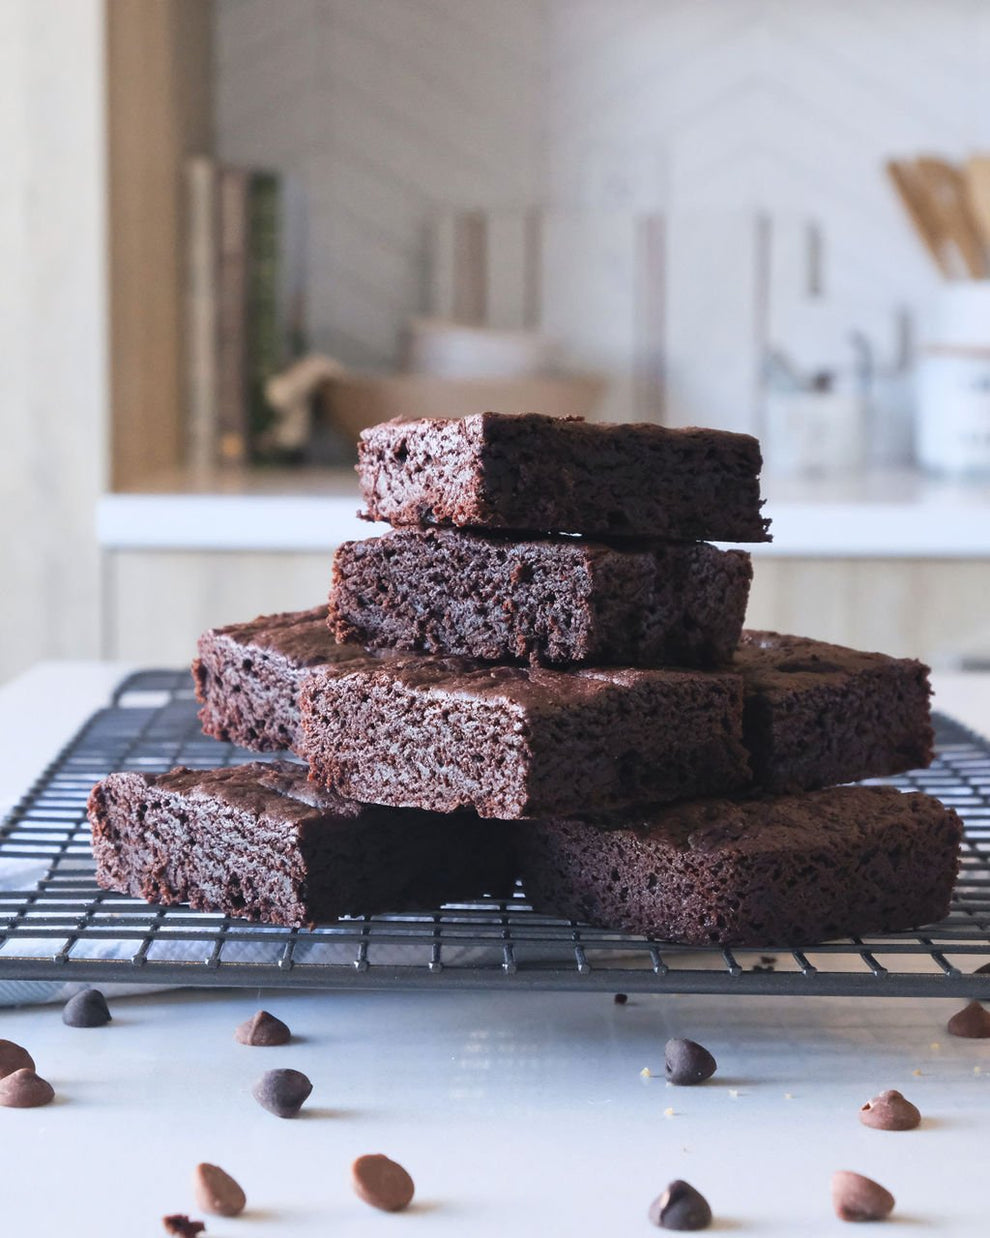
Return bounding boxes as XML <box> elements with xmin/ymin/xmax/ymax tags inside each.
<box><xmin>89</xmin><ymin>412</ymin><xmax>962</xmax><ymax>946</ymax></box>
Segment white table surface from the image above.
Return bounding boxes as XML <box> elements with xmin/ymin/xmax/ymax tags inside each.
<box><xmin>1</xmin><ymin>663</ymin><xmax>989</xmax><ymax>1237</ymax></box>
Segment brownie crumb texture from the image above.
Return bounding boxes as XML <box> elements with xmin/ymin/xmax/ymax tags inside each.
<box><xmin>514</xmin><ymin>785</ymin><xmax>961</xmax><ymax>946</ymax></box>
<box><xmin>329</xmin><ymin>528</ymin><xmax>752</xmax><ymax>668</ymax></box>
<box><xmin>357</xmin><ymin>412</ymin><xmax>771</xmax><ymax>542</ymax></box>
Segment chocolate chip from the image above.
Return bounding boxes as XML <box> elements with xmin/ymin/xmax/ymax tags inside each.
<box><xmin>614</xmin><ymin>993</ymin><xmax>628</xmax><ymax>1005</ymax></box>
<box><xmin>235</xmin><ymin>1010</ymin><xmax>291</xmax><ymax>1046</ymax></box>
<box><xmin>162</xmin><ymin>1215</ymin><xmax>206</xmax><ymax>1236</ymax></box>
<box><xmin>664</xmin><ymin>1038</ymin><xmax>717</xmax><ymax>1086</ymax></box>
<box><xmin>947</xmin><ymin>1000</ymin><xmax>990</xmax><ymax>1039</ymax></box>
<box><xmin>0</xmin><ymin>1068</ymin><xmax>55</xmax><ymax>1108</ymax></box>
<box><xmin>62</xmin><ymin>988</ymin><xmax>111</xmax><ymax>1027</ymax></box>
<box><xmin>831</xmin><ymin>1171</ymin><xmax>895</xmax><ymax>1222</ymax></box>
<box><xmin>351</xmin><ymin>1153</ymin><xmax>416</xmax><ymax>1212</ymax></box>
<box><xmin>193</xmin><ymin>1163</ymin><xmax>246</xmax><ymax>1217</ymax></box>
<box><xmin>648</xmin><ymin>1180</ymin><xmax>712</xmax><ymax>1230</ymax></box>
<box><xmin>859</xmin><ymin>1089</ymin><xmax>921</xmax><ymax>1131</ymax></box>
<box><xmin>252</xmin><ymin>1067</ymin><xmax>312</xmax><ymax>1118</ymax></box>
<box><xmin>0</xmin><ymin>1039</ymin><xmax>35</xmax><ymax>1078</ymax></box>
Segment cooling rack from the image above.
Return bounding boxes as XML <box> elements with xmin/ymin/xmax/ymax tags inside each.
<box><xmin>0</xmin><ymin>669</ymin><xmax>988</xmax><ymax>996</ymax></box>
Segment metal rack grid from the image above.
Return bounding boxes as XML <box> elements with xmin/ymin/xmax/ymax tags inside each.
<box><xmin>1</xmin><ymin>669</ymin><xmax>988</xmax><ymax>996</ymax></box>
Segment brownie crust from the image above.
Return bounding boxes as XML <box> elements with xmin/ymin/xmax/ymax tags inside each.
<box><xmin>328</xmin><ymin>528</ymin><xmax>752</xmax><ymax>668</ymax></box>
<box><xmin>515</xmin><ymin>785</ymin><xmax>962</xmax><ymax>946</ymax></box>
<box><xmin>192</xmin><ymin>607</ymin><xmax>375</xmax><ymax>752</ymax></box>
<box><xmin>89</xmin><ymin>762</ymin><xmax>514</xmax><ymax>927</ymax></box>
<box><xmin>298</xmin><ymin>656</ymin><xmax>750</xmax><ymax>820</ymax></box>
<box><xmin>736</xmin><ymin>631</ymin><xmax>934</xmax><ymax>792</ymax></box>
<box><xmin>357</xmin><ymin>413</ymin><xmax>771</xmax><ymax>542</ymax></box>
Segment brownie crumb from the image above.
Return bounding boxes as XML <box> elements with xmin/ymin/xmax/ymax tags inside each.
<box><xmin>162</xmin><ymin>1216</ymin><xmax>205</xmax><ymax>1237</ymax></box>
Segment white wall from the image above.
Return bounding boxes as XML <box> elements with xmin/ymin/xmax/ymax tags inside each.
<box><xmin>217</xmin><ymin>0</ymin><xmax>990</xmax><ymax>432</ymax></box>
<box><xmin>0</xmin><ymin>2</ymin><xmax>107</xmax><ymax>683</ymax></box>
<box><xmin>217</xmin><ymin>0</ymin><xmax>543</xmax><ymax>371</ymax></box>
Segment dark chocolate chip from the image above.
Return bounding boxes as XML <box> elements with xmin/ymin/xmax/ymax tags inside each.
<box><xmin>0</xmin><ymin>1039</ymin><xmax>35</xmax><ymax>1079</ymax></box>
<box><xmin>235</xmin><ymin>1010</ymin><xmax>291</xmax><ymax>1046</ymax></box>
<box><xmin>614</xmin><ymin>993</ymin><xmax>628</xmax><ymax>1005</ymax></box>
<box><xmin>831</xmin><ymin>1171</ymin><xmax>895</xmax><ymax>1222</ymax></box>
<box><xmin>252</xmin><ymin>1067</ymin><xmax>312</xmax><ymax>1118</ymax></box>
<box><xmin>162</xmin><ymin>1215</ymin><xmax>206</xmax><ymax>1236</ymax></box>
<box><xmin>0</xmin><ymin>1068</ymin><xmax>55</xmax><ymax>1108</ymax></box>
<box><xmin>351</xmin><ymin>1153</ymin><xmax>416</xmax><ymax>1212</ymax></box>
<box><xmin>648</xmin><ymin>1180</ymin><xmax>712</xmax><ymax>1230</ymax></box>
<box><xmin>664</xmin><ymin>1038</ymin><xmax>717</xmax><ymax>1086</ymax></box>
<box><xmin>193</xmin><ymin>1163</ymin><xmax>246</xmax><ymax>1217</ymax></box>
<box><xmin>859</xmin><ymin>1089</ymin><xmax>921</xmax><ymax>1131</ymax></box>
<box><xmin>62</xmin><ymin>988</ymin><xmax>111</xmax><ymax>1027</ymax></box>
<box><xmin>947</xmin><ymin>1000</ymin><xmax>990</xmax><ymax>1039</ymax></box>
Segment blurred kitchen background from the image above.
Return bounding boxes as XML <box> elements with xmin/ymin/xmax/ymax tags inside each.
<box><xmin>2</xmin><ymin>0</ymin><xmax>990</xmax><ymax>683</ymax></box>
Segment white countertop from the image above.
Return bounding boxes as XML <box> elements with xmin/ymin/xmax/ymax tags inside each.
<box><xmin>1</xmin><ymin>663</ymin><xmax>989</xmax><ymax>1237</ymax></box>
<box><xmin>96</xmin><ymin>467</ymin><xmax>990</xmax><ymax>557</ymax></box>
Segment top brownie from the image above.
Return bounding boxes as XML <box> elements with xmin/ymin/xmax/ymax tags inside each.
<box><xmin>357</xmin><ymin>412</ymin><xmax>771</xmax><ymax>542</ymax></box>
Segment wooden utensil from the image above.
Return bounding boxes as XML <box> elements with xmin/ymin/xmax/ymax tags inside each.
<box><xmin>915</xmin><ymin>156</ymin><xmax>987</xmax><ymax>278</ymax></box>
<box><xmin>886</xmin><ymin>160</ymin><xmax>952</xmax><ymax>277</ymax></box>
<box><xmin>964</xmin><ymin>155</ymin><xmax>990</xmax><ymax>255</ymax></box>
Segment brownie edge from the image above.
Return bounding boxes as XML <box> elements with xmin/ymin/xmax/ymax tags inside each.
<box><xmin>737</xmin><ymin>631</ymin><xmax>934</xmax><ymax>792</ymax></box>
<box><xmin>193</xmin><ymin>607</ymin><xmax>374</xmax><ymax>753</ymax></box>
<box><xmin>89</xmin><ymin>762</ymin><xmax>515</xmax><ymax>927</ymax></box>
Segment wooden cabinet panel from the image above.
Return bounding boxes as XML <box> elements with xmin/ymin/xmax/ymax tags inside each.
<box><xmin>747</xmin><ymin>559</ymin><xmax>990</xmax><ymax>667</ymax></box>
<box><xmin>106</xmin><ymin>0</ymin><xmax>213</xmax><ymax>489</ymax></box>
<box><xmin>105</xmin><ymin>550</ymin><xmax>332</xmax><ymax>664</ymax></box>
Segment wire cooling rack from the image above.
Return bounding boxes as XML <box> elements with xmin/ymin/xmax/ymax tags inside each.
<box><xmin>0</xmin><ymin>669</ymin><xmax>988</xmax><ymax>996</ymax></box>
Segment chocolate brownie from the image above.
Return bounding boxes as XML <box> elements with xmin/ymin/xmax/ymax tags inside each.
<box><xmin>737</xmin><ymin>631</ymin><xmax>933</xmax><ymax>792</ymax></box>
<box><xmin>328</xmin><ymin>528</ymin><xmax>752</xmax><ymax>667</ymax></box>
<box><xmin>193</xmin><ymin>607</ymin><xmax>376</xmax><ymax>752</ymax></box>
<box><xmin>89</xmin><ymin>762</ymin><xmax>514</xmax><ymax>927</ymax></box>
<box><xmin>357</xmin><ymin>412</ymin><xmax>771</xmax><ymax>541</ymax></box>
<box><xmin>515</xmin><ymin>785</ymin><xmax>962</xmax><ymax>946</ymax></box>
<box><xmin>298</xmin><ymin>657</ymin><xmax>750</xmax><ymax>819</ymax></box>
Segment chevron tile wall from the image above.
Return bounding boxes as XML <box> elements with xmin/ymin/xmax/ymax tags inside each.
<box><xmin>217</xmin><ymin>0</ymin><xmax>990</xmax><ymax>435</ymax></box>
